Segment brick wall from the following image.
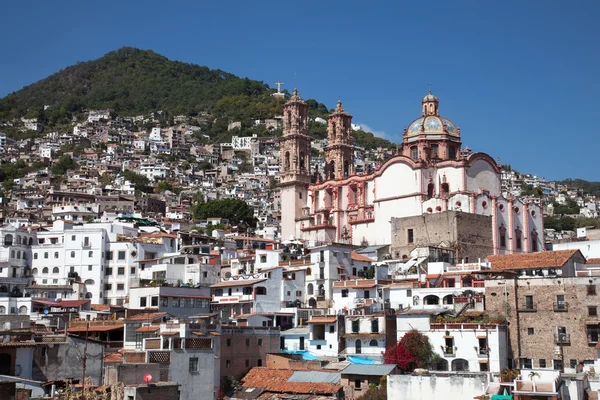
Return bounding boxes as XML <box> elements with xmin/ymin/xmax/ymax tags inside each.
<box><xmin>124</xmin><ymin>352</ymin><xmax>146</xmax><ymax>363</ymax></box>
<box><xmin>220</xmin><ymin>327</ymin><xmax>280</xmax><ymax>380</ymax></box>
<box><xmin>390</xmin><ymin>211</ymin><xmax>493</xmax><ymax>261</ymax></box>
<box><xmin>0</xmin><ymin>382</ymin><xmax>15</xmax><ymax>400</ymax></box>
<box><xmin>485</xmin><ymin>276</ymin><xmax>599</xmax><ymax>368</ymax></box>
<box><xmin>129</xmin><ymin>384</ymin><xmax>180</xmax><ymax>400</ymax></box>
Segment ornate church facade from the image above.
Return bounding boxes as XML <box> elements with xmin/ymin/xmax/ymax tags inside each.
<box><xmin>279</xmin><ymin>90</ymin><xmax>543</xmax><ymax>256</ymax></box>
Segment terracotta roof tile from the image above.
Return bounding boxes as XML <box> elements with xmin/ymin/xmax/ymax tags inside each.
<box><xmin>307</xmin><ymin>317</ymin><xmax>337</xmax><ymax>324</ymax></box>
<box><xmin>242</xmin><ymin>368</ymin><xmax>341</xmax><ymax>395</ymax></box>
<box><xmin>136</xmin><ymin>326</ymin><xmax>160</xmax><ymax>333</ymax></box>
<box><xmin>587</xmin><ymin>258</ymin><xmax>600</xmax><ymax>265</ymax></box>
<box><xmin>351</xmin><ymin>251</ymin><xmax>374</xmax><ymax>262</ymax></box>
<box><xmin>487</xmin><ymin>250</ymin><xmax>582</xmax><ymax>271</ymax></box>
<box><xmin>68</xmin><ymin>325</ymin><xmax>123</xmax><ymax>333</ymax></box>
<box><xmin>104</xmin><ymin>353</ymin><xmax>123</xmax><ymax>363</ymax></box>
<box><xmin>126</xmin><ymin>312</ymin><xmax>167</xmax><ymax>321</ymax></box>
<box><xmin>91</xmin><ymin>304</ymin><xmax>111</xmax><ymax>311</ymax></box>
<box><xmin>333</xmin><ymin>279</ymin><xmax>377</xmax><ymax>289</ymax></box>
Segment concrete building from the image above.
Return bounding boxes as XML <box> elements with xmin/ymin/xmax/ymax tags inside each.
<box><xmin>128</xmin><ymin>286</ymin><xmax>211</xmax><ymax>318</ymax></box>
<box><xmin>307</xmin><ymin>315</ymin><xmax>344</xmax><ymax>357</ymax></box>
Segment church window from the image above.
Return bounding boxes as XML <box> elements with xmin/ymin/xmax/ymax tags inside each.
<box><xmin>411</xmin><ymin>146</ymin><xmax>418</xmax><ymax>161</ymax></box>
<box><xmin>299</xmin><ymin>192</ymin><xmax>302</xmax><ymax>199</ymax></box>
<box><xmin>427</xmin><ymin>182</ymin><xmax>434</xmax><ymax>199</ymax></box>
<box><xmin>515</xmin><ymin>229</ymin><xmax>522</xmax><ymax>250</ymax></box>
<box><xmin>299</xmin><ymin>151</ymin><xmax>305</xmax><ymax>171</ymax></box>
<box><xmin>499</xmin><ymin>226</ymin><xmax>507</xmax><ymax>248</ymax></box>
<box><xmin>284</xmin><ymin>152</ymin><xmax>290</xmax><ymax>170</ymax></box>
<box><xmin>531</xmin><ymin>230</ymin><xmax>539</xmax><ymax>252</ymax></box>
<box><xmin>431</xmin><ymin>144</ymin><xmax>439</xmax><ymax>159</ymax></box>
<box><xmin>329</xmin><ymin>160</ymin><xmax>335</xmax><ymax>179</ymax></box>
<box><xmin>441</xmin><ymin>182</ymin><xmax>449</xmax><ymax>198</ymax></box>
<box><xmin>449</xmin><ymin>146</ymin><xmax>456</xmax><ymax>159</ymax></box>
<box><xmin>344</xmin><ymin>160</ymin><xmax>349</xmax><ymax>177</ymax></box>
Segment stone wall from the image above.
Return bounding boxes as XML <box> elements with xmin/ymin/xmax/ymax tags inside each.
<box><xmin>390</xmin><ymin>211</ymin><xmax>493</xmax><ymax>261</ymax></box>
<box><xmin>220</xmin><ymin>327</ymin><xmax>280</xmax><ymax>381</ymax></box>
<box><xmin>484</xmin><ymin>275</ymin><xmax>599</xmax><ymax>369</ymax></box>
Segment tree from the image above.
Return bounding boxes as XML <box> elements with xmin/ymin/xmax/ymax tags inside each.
<box><xmin>192</xmin><ymin>198</ymin><xmax>256</xmax><ymax>227</ymax></box>
<box><xmin>121</xmin><ymin>170</ymin><xmax>152</xmax><ymax>193</ymax></box>
<box><xmin>358</xmin><ymin>377</ymin><xmax>387</xmax><ymax>400</ymax></box>
<box><xmin>52</xmin><ymin>154</ymin><xmax>78</xmax><ymax>175</ymax></box>
<box><xmin>384</xmin><ymin>330</ymin><xmax>434</xmax><ymax>372</ymax></box>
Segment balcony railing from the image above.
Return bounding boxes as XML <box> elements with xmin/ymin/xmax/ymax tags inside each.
<box><xmin>475</xmin><ymin>347</ymin><xmax>489</xmax><ymax>357</ymax></box>
<box><xmin>553</xmin><ymin>302</ymin><xmax>568</xmax><ymax>312</ymax></box>
<box><xmin>555</xmin><ymin>333</ymin><xmax>570</xmax><ymax>344</ymax></box>
<box><xmin>519</xmin><ymin>303</ymin><xmax>537</xmax><ymax>312</ymax></box>
<box><xmin>442</xmin><ymin>346</ymin><xmax>456</xmax><ymax>356</ymax></box>
<box><xmin>588</xmin><ymin>334</ymin><xmax>599</xmax><ymax>344</ymax></box>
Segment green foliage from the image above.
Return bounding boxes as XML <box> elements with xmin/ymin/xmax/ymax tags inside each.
<box><xmin>555</xmin><ymin>178</ymin><xmax>600</xmax><ymax>197</ymax></box>
<box><xmin>520</xmin><ymin>183</ymin><xmax>543</xmax><ymax>197</ymax></box>
<box><xmin>0</xmin><ymin>159</ymin><xmax>28</xmax><ymax>182</ymax></box>
<box><xmin>552</xmin><ymin>198</ymin><xmax>579</xmax><ymax>215</ymax></box>
<box><xmin>192</xmin><ymin>198</ymin><xmax>256</xmax><ymax>227</ymax></box>
<box><xmin>51</xmin><ymin>154</ymin><xmax>77</xmax><ymax>175</ymax></box>
<box><xmin>544</xmin><ymin>215</ymin><xmax>600</xmax><ymax>231</ymax></box>
<box><xmin>121</xmin><ymin>169</ymin><xmax>152</xmax><ymax>193</ymax></box>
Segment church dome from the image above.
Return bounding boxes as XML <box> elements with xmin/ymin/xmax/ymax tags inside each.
<box><xmin>422</xmin><ymin>93</ymin><xmax>438</xmax><ymax>103</ymax></box>
<box><xmin>406</xmin><ymin>91</ymin><xmax>458</xmax><ymax>137</ymax></box>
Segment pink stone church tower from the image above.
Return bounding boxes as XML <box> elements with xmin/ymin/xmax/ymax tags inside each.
<box><xmin>279</xmin><ymin>89</ymin><xmax>312</xmax><ymax>240</ymax></box>
<box><xmin>325</xmin><ymin>100</ymin><xmax>354</xmax><ymax>180</ymax></box>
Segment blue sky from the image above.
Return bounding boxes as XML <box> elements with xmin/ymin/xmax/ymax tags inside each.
<box><xmin>1</xmin><ymin>1</ymin><xmax>599</xmax><ymax>181</ymax></box>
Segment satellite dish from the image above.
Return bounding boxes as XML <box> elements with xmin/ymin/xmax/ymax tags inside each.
<box><xmin>43</xmin><ymin>309</ymin><xmax>49</xmax><ymax>315</ymax></box>
<box><xmin>143</xmin><ymin>374</ymin><xmax>153</xmax><ymax>383</ymax></box>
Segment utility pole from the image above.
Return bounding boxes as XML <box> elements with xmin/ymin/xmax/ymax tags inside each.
<box><xmin>81</xmin><ymin>320</ymin><xmax>89</xmax><ymax>399</ymax></box>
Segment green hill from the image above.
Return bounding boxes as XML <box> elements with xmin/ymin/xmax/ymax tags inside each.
<box><xmin>0</xmin><ymin>47</ymin><xmax>395</xmax><ymax>149</ymax></box>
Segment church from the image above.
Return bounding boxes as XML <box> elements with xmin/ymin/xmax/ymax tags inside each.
<box><xmin>279</xmin><ymin>89</ymin><xmax>543</xmax><ymax>258</ymax></box>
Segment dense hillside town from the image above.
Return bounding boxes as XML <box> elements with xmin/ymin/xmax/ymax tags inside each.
<box><xmin>2</xmin><ymin>55</ymin><xmax>600</xmax><ymax>400</ymax></box>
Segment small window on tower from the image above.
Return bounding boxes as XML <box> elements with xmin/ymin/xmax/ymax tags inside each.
<box><xmin>299</xmin><ymin>192</ymin><xmax>302</xmax><ymax>199</ymax></box>
<box><xmin>411</xmin><ymin>146</ymin><xmax>418</xmax><ymax>161</ymax></box>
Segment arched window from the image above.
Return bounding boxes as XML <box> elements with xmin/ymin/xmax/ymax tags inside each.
<box><xmin>89</xmin><ymin>251</ymin><xmax>93</xmax><ymax>257</ymax></box>
<box><xmin>499</xmin><ymin>225</ymin><xmax>507</xmax><ymax>248</ymax></box>
<box><xmin>54</xmin><ymin>252</ymin><xmax>59</xmax><ymax>259</ymax></box>
<box><xmin>306</xmin><ymin>267</ymin><xmax>311</xmax><ymax>276</ymax></box>
<box><xmin>284</xmin><ymin>152</ymin><xmax>290</xmax><ymax>170</ymax></box>
<box><xmin>299</xmin><ymin>151</ymin><xmax>305</xmax><ymax>171</ymax></box>
<box><xmin>42</xmin><ymin>267</ymin><xmax>49</xmax><ymax>274</ymax></box>
<box><xmin>85</xmin><ymin>292</ymin><xmax>93</xmax><ymax>299</ymax></box>
<box><xmin>369</xmin><ymin>339</ymin><xmax>378</xmax><ymax>347</ymax></box>
<box><xmin>44</xmin><ymin>252</ymin><xmax>48</xmax><ymax>259</ymax></box>
<box><xmin>71</xmin><ymin>251</ymin><xmax>75</xmax><ymax>258</ymax></box>
<box><xmin>10</xmin><ymin>250</ymin><xmax>15</xmax><ymax>258</ymax></box>
<box><xmin>411</xmin><ymin>146</ymin><xmax>418</xmax><ymax>161</ymax></box>
<box><xmin>52</xmin><ymin>267</ymin><xmax>59</xmax><ymax>274</ymax></box>
<box><xmin>260</xmin><ymin>255</ymin><xmax>267</xmax><ymax>263</ymax></box>
<box><xmin>84</xmin><ymin>279</ymin><xmax>95</xmax><ymax>285</ymax></box>
<box><xmin>329</xmin><ymin>160</ymin><xmax>335</xmax><ymax>179</ymax></box>
<box><xmin>451</xmin><ymin>358</ymin><xmax>469</xmax><ymax>372</ymax></box>
<box><xmin>307</xmin><ymin>283</ymin><xmax>314</xmax><ymax>295</ymax></box>
<box><xmin>16</xmin><ymin>251</ymin><xmax>20</xmax><ymax>259</ymax></box>
<box><xmin>28</xmin><ymin>238</ymin><xmax>33</xmax><ymax>245</ymax></box>
<box><xmin>18</xmin><ymin>306</ymin><xmax>28</xmax><ymax>315</ymax></box>
<box><xmin>427</xmin><ymin>182</ymin><xmax>434</xmax><ymax>199</ymax></box>
<box><xmin>449</xmin><ymin>146</ymin><xmax>456</xmax><ymax>160</ymax></box>
<box><xmin>515</xmin><ymin>228</ymin><xmax>522</xmax><ymax>250</ymax></box>
<box><xmin>443</xmin><ymin>294</ymin><xmax>454</xmax><ymax>305</ymax></box>
<box><xmin>355</xmin><ymin>339</ymin><xmax>362</xmax><ymax>354</ymax></box>
<box><xmin>3</xmin><ymin>235</ymin><xmax>12</xmax><ymax>246</ymax></box>
<box><xmin>22</xmin><ymin>253</ymin><xmax>27</xmax><ymax>260</ymax></box>
<box><xmin>531</xmin><ymin>230</ymin><xmax>539</xmax><ymax>252</ymax></box>
<box><xmin>32</xmin><ymin>268</ymin><xmax>38</xmax><ymax>276</ymax></box>
<box><xmin>431</xmin><ymin>358</ymin><xmax>449</xmax><ymax>371</ymax></box>
<box><xmin>343</xmin><ymin>160</ymin><xmax>349</xmax><ymax>177</ymax></box>
<box><xmin>16</xmin><ymin>236</ymin><xmax>21</xmax><ymax>245</ymax></box>
<box><xmin>33</xmin><ymin>253</ymin><xmax>38</xmax><ymax>260</ymax></box>
<box><xmin>0</xmin><ymin>306</ymin><xmax>5</xmax><ymax>314</ymax></box>
<box><xmin>423</xmin><ymin>295</ymin><xmax>440</xmax><ymax>305</ymax></box>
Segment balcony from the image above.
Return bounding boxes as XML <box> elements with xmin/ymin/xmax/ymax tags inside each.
<box><xmin>442</xmin><ymin>346</ymin><xmax>456</xmax><ymax>357</ymax></box>
<box><xmin>553</xmin><ymin>302</ymin><xmax>568</xmax><ymax>312</ymax></box>
<box><xmin>475</xmin><ymin>347</ymin><xmax>489</xmax><ymax>357</ymax></box>
<box><xmin>555</xmin><ymin>333</ymin><xmax>570</xmax><ymax>345</ymax></box>
<box><xmin>519</xmin><ymin>303</ymin><xmax>537</xmax><ymax>312</ymax></box>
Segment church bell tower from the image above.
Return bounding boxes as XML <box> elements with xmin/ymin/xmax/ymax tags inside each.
<box><xmin>279</xmin><ymin>89</ymin><xmax>311</xmax><ymax>240</ymax></box>
<box><xmin>325</xmin><ymin>100</ymin><xmax>354</xmax><ymax>180</ymax></box>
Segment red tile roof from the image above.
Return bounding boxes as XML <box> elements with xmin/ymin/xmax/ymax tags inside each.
<box><xmin>333</xmin><ymin>279</ymin><xmax>377</xmax><ymax>289</ymax></box>
<box><xmin>68</xmin><ymin>325</ymin><xmax>123</xmax><ymax>333</ymax></box>
<box><xmin>136</xmin><ymin>326</ymin><xmax>160</xmax><ymax>333</ymax></box>
<box><xmin>104</xmin><ymin>353</ymin><xmax>123</xmax><ymax>363</ymax></box>
<box><xmin>210</xmin><ymin>278</ymin><xmax>267</xmax><ymax>288</ymax></box>
<box><xmin>126</xmin><ymin>312</ymin><xmax>167</xmax><ymax>321</ymax></box>
<box><xmin>307</xmin><ymin>317</ymin><xmax>337</xmax><ymax>324</ymax></box>
<box><xmin>587</xmin><ymin>258</ymin><xmax>600</xmax><ymax>265</ymax></box>
<box><xmin>242</xmin><ymin>368</ymin><xmax>341</xmax><ymax>395</ymax></box>
<box><xmin>91</xmin><ymin>304</ymin><xmax>111</xmax><ymax>311</ymax></box>
<box><xmin>487</xmin><ymin>250</ymin><xmax>582</xmax><ymax>271</ymax></box>
<box><xmin>351</xmin><ymin>251</ymin><xmax>374</xmax><ymax>262</ymax></box>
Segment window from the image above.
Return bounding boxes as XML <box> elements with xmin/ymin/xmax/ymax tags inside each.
<box><xmin>118</xmin><ymin>267</ymin><xmax>125</xmax><ymax>275</ymax></box>
<box><xmin>257</xmin><ymin>359</ymin><xmax>262</xmax><ymax>367</ymax></box>
<box><xmin>52</xmin><ymin>267</ymin><xmax>59</xmax><ymax>274</ymax></box>
<box><xmin>34</xmin><ymin>253</ymin><xmax>38</xmax><ymax>260</ymax></box>
<box><xmin>329</xmin><ymin>325</ymin><xmax>335</xmax><ymax>333</ymax></box>
<box><xmin>88</xmin><ymin>265</ymin><xmax>93</xmax><ymax>271</ymax></box>
<box><xmin>226</xmin><ymin>338</ymin><xmax>231</xmax><ymax>346</ymax></box>
<box><xmin>161</xmin><ymin>297</ymin><xmax>169</xmax><ymax>307</ymax></box>
<box><xmin>296</xmin><ymin>290</ymin><xmax>302</xmax><ymax>297</ymax></box>
<box><xmin>246</xmin><ymin>338</ymin><xmax>250</xmax><ymax>346</ymax></box>
<box><xmin>226</xmin><ymin>360</ymin><xmax>230</xmax><ymax>369</ymax></box>
<box><xmin>539</xmin><ymin>359</ymin><xmax>546</xmax><ymax>368</ymax></box>
<box><xmin>258</xmin><ymin>338</ymin><xmax>263</xmax><ymax>346</ymax></box>
<box><xmin>118</xmin><ymin>251</ymin><xmax>126</xmax><ymax>260</ymax></box>
<box><xmin>245</xmin><ymin>359</ymin><xmax>249</xmax><ymax>368</ymax></box>
<box><xmin>44</xmin><ymin>252</ymin><xmax>48</xmax><ymax>259</ymax></box>
<box><xmin>70</xmin><ymin>251</ymin><xmax>75</xmax><ymax>258</ymax></box>
<box><xmin>407</xmin><ymin>229</ymin><xmax>414</xmax><ymax>243</ymax></box>
<box><xmin>570</xmin><ymin>359</ymin><xmax>577</xmax><ymax>369</ymax></box>
<box><xmin>479</xmin><ymin>362</ymin><xmax>489</xmax><ymax>372</ymax></box>
<box><xmin>105</xmin><ymin>267</ymin><xmax>113</xmax><ymax>276</ymax></box>
<box><xmin>260</xmin><ymin>255</ymin><xmax>266</xmax><ymax>263</ymax></box>
<box><xmin>371</xmin><ymin>319</ymin><xmax>379</xmax><ymax>333</ymax></box>
<box><xmin>189</xmin><ymin>357</ymin><xmax>199</xmax><ymax>373</ymax></box>
<box><xmin>525</xmin><ymin>295</ymin><xmax>534</xmax><ymax>310</ymax></box>
<box><xmin>554</xmin><ymin>359</ymin><xmax>564</xmax><ymax>371</ymax></box>
<box><xmin>528</xmin><ymin>327</ymin><xmax>535</xmax><ymax>335</ymax></box>
<box><xmin>88</xmin><ymin>251</ymin><xmax>93</xmax><ymax>257</ymax></box>
<box><xmin>53</xmin><ymin>252</ymin><xmax>59</xmax><ymax>259</ymax></box>
<box><xmin>588</xmin><ymin>285</ymin><xmax>596</xmax><ymax>296</ymax></box>
<box><xmin>589</xmin><ymin>306</ymin><xmax>598</xmax><ymax>317</ymax></box>
<box><xmin>71</xmin><ymin>235</ymin><xmax>76</xmax><ymax>241</ymax></box>
<box><xmin>355</xmin><ymin>379</ymin><xmax>362</xmax><ymax>390</ymax></box>
<box><xmin>140</xmin><ymin>297</ymin><xmax>147</xmax><ymax>307</ymax></box>
<box><xmin>104</xmin><ymin>284</ymin><xmax>112</xmax><ymax>291</ymax></box>
<box><xmin>352</xmin><ymin>320</ymin><xmax>359</xmax><ymax>333</ymax></box>
<box><xmin>410</xmin><ymin>146</ymin><xmax>418</xmax><ymax>161</ymax></box>
<box><xmin>131</xmin><ymin>267</ymin><xmax>136</xmax><ymax>274</ymax></box>
<box><xmin>172</xmin><ymin>298</ymin><xmax>180</xmax><ymax>307</ymax></box>
<box><xmin>341</xmin><ymin>289</ymin><xmax>348</xmax><ymax>298</ymax></box>
<box><xmin>84</xmin><ymin>237</ymin><xmax>90</xmax><ymax>247</ymax></box>
<box><xmin>106</xmin><ymin>251</ymin><xmax>113</xmax><ymax>260</ymax></box>
<box><xmin>151</xmin><ymin>296</ymin><xmax>158</xmax><ymax>307</ymax></box>
<box><xmin>42</xmin><ymin>267</ymin><xmax>49</xmax><ymax>274</ymax></box>
<box><xmin>520</xmin><ymin>358</ymin><xmax>533</xmax><ymax>369</ymax></box>
<box><xmin>499</xmin><ymin>227</ymin><xmax>506</xmax><ymax>248</ymax></box>
<box><xmin>117</xmin><ymin>284</ymin><xmax>124</xmax><ymax>291</ymax></box>
<box><xmin>370</xmin><ymin>339</ymin><xmax>378</xmax><ymax>346</ymax></box>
